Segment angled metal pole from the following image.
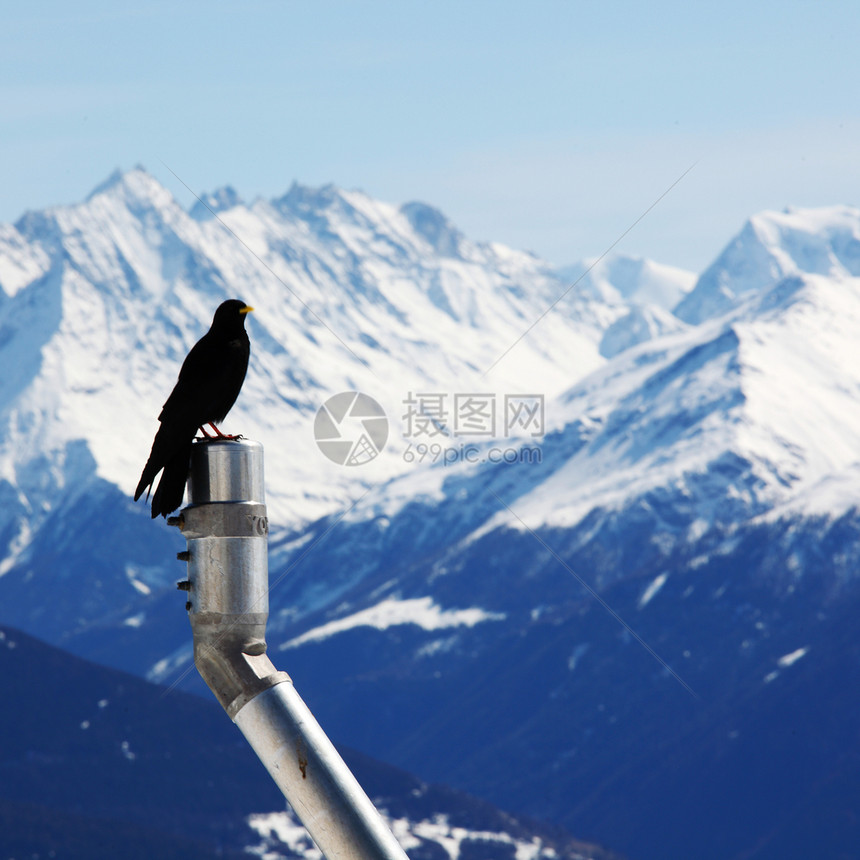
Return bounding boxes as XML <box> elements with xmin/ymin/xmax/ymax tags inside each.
<box><xmin>173</xmin><ymin>439</ymin><xmax>409</xmax><ymax>860</ymax></box>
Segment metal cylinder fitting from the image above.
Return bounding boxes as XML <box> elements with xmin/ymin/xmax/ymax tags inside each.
<box><xmin>180</xmin><ymin>439</ymin><xmax>409</xmax><ymax>860</ymax></box>
<box><xmin>183</xmin><ymin>439</ymin><xmax>286</xmax><ymax>716</ymax></box>
<box><xmin>188</xmin><ymin>438</ymin><xmax>266</xmax><ymax>505</ymax></box>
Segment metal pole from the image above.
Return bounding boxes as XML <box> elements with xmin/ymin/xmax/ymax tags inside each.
<box><xmin>173</xmin><ymin>439</ymin><xmax>409</xmax><ymax>860</ymax></box>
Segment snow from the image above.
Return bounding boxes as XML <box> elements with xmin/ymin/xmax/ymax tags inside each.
<box><xmin>388</xmin><ymin>815</ymin><xmax>561</xmax><ymax>860</ymax></box>
<box><xmin>567</xmin><ymin>643</ymin><xmax>590</xmax><ymax>671</ymax></box>
<box><xmin>759</xmin><ymin>465</ymin><xmax>860</xmax><ymax>522</ymax></box>
<box><xmin>777</xmin><ymin>646</ymin><xmax>808</xmax><ymax>668</ymax></box>
<box><xmin>466</xmin><ymin>269</ymin><xmax>860</xmax><ymax>541</ymax></box>
<box><xmin>764</xmin><ymin>645</ymin><xmax>810</xmax><ymax>684</ymax></box>
<box><xmin>638</xmin><ymin>573</ymin><xmax>668</xmax><ymax>609</ymax></box>
<box><xmin>0</xmin><ymin>222</ymin><xmax>51</xmax><ymax>297</ymax></box>
<box><xmin>246</xmin><ymin>809</ymin><xmax>565</xmax><ymax>860</ymax></box>
<box><xmin>600</xmin><ymin>303</ymin><xmax>688</xmax><ymax>358</ymax></box>
<box><xmin>280</xmin><ymin>596</ymin><xmax>505</xmax><ymax>649</ymax></box>
<box><xmin>341</xmin><ymin>255</ymin><xmax>860</xmax><ymax>623</ymax></box>
<box><xmin>557</xmin><ymin>254</ymin><xmax>696</xmax><ymax>312</ymax></box>
<box><xmin>676</xmin><ymin>204</ymin><xmax>860</xmax><ymax>324</ymax></box>
<box><xmin>146</xmin><ymin>644</ymin><xmax>194</xmax><ymax>683</ymax></box>
<box><xmin>246</xmin><ymin>810</ymin><xmax>322</xmax><ymax>860</ymax></box>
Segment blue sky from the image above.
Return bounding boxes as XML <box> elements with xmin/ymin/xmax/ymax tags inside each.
<box><xmin>2</xmin><ymin>0</ymin><xmax>858</xmax><ymax>271</ymax></box>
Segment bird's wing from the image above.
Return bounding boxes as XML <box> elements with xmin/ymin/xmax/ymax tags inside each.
<box><xmin>135</xmin><ymin>336</ymin><xmax>215</xmax><ymax>502</ymax></box>
<box><xmin>158</xmin><ymin>333</ymin><xmax>222</xmax><ymax>424</ymax></box>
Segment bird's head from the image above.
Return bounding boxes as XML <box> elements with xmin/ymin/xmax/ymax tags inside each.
<box><xmin>211</xmin><ymin>299</ymin><xmax>254</xmax><ymax>331</ymax></box>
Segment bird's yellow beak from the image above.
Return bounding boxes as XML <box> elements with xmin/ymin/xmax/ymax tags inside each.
<box><xmin>240</xmin><ymin>305</ymin><xmax>254</xmax><ymax>314</ymax></box>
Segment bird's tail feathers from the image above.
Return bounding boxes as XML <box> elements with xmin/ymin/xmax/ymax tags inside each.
<box><xmin>134</xmin><ymin>421</ymin><xmax>196</xmax><ymax>510</ymax></box>
<box><xmin>150</xmin><ymin>438</ymin><xmax>194</xmax><ymax>518</ymax></box>
<box><xmin>134</xmin><ymin>461</ymin><xmax>157</xmax><ymax>503</ymax></box>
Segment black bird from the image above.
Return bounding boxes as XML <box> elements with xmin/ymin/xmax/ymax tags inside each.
<box><xmin>134</xmin><ymin>299</ymin><xmax>254</xmax><ymax>518</ymax></box>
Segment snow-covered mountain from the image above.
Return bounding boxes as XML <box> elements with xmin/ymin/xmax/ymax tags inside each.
<box><xmin>0</xmin><ymin>167</ymin><xmax>675</xmax><ymax>535</ymax></box>
<box><xmin>0</xmin><ymin>167</ymin><xmax>687</xmax><ymax>640</ymax></box>
<box><xmin>675</xmin><ymin>204</ymin><xmax>860</xmax><ymax>324</ymax></box>
<box><xmin>556</xmin><ymin>255</ymin><xmax>693</xmax><ymax>358</ymax></box>
<box><xmin>557</xmin><ymin>254</ymin><xmax>695</xmax><ymax>312</ymax></box>
<box><xmin>251</xmin><ymin>212</ymin><xmax>860</xmax><ymax>658</ymax></box>
<box><xmin>2</xmin><ymin>171</ymin><xmax>860</xmax><ymax>859</ymax></box>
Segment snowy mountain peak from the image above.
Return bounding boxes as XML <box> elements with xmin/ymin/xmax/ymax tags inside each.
<box><xmin>399</xmin><ymin>201</ymin><xmax>464</xmax><ymax>258</ymax></box>
<box><xmin>85</xmin><ymin>167</ymin><xmax>126</xmax><ymax>199</ymax></box>
<box><xmin>599</xmin><ymin>303</ymin><xmax>687</xmax><ymax>358</ymax></box>
<box><xmin>274</xmin><ymin>180</ymin><xmax>354</xmax><ymax>220</ymax></box>
<box><xmin>190</xmin><ymin>185</ymin><xmax>244</xmax><ymax>220</ymax></box>
<box><xmin>556</xmin><ymin>253</ymin><xmax>695</xmax><ymax>313</ymax></box>
<box><xmin>500</xmin><ymin>266</ymin><xmax>860</xmax><ymax>543</ymax></box>
<box><xmin>84</xmin><ymin>165</ymin><xmax>179</xmax><ymax>214</ymax></box>
<box><xmin>675</xmin><ymin>204</ymin><xmax>860</xmax><ymax>324</ymax></box>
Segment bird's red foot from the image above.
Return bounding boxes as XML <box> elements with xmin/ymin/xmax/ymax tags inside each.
<box><xmin>206</xmin><ymin>422</ymin><xmax>240</xmax><ymax>440</ymax></box>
